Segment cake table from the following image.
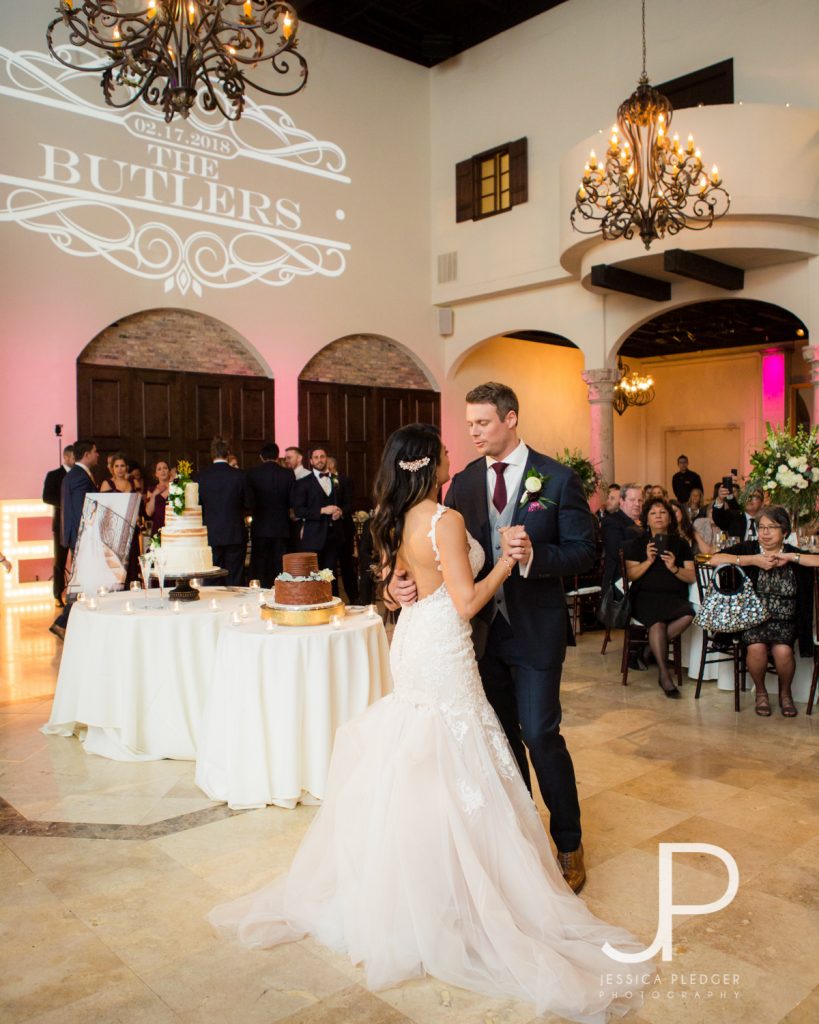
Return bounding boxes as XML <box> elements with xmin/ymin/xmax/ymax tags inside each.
<box><xmin>195</xmin><ymin>612</ymin><xmax>393</xmax><ymax>809</ymax></box>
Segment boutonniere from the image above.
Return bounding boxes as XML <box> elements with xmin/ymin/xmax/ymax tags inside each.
<box><xmin>519</xmin><ymin>468</ymin><xmax>554</xmax><ymax>511</ymax></box>
<box><xmin>331</xmin><ymin>474</ymin><xmax>340</xmax><ymax>488</ymax></box>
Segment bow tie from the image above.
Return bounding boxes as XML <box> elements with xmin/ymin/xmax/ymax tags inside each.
<box><xmin>319</xmin><ymin>472</ymin><xmax>330</xmax><ymax>478</ymax></box>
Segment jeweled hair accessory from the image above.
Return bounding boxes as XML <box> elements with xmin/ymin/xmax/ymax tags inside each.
<box><xmin>398</xmin><ymin>457</ymin><xmax>431</xmax><ymax>472</ymax></box>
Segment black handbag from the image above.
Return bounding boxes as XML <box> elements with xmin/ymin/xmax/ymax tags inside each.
<box><xmin>598</xmin><ymin>582</ymin><xmax>631</xmax><ymax>629</ymax></box>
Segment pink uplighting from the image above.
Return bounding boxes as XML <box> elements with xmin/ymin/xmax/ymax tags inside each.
<box><xmin>761</xmin><ymin>350</ymin><xmax>786</xmax><ymax>427</ymax></box>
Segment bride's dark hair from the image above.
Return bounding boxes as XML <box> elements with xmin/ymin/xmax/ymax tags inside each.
<box><xmin>371</xmin><ymin>423</ymin><xmax>441</xmax><ymax>588</ymax></box>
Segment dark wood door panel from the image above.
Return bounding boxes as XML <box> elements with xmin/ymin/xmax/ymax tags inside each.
<box><xmin>194</xmin><ymin>384</ymin><xmax>224</xmax><ymax>441</ymax></box>
<box><xmin>79</xmin><ymin>364</ymin><xmax>274</xmax><ymax>478</ymax></box>
<box><xmin>299</xmin><ymin>380</ymin><xmax>440</xmax><ymax>511</ymax></box>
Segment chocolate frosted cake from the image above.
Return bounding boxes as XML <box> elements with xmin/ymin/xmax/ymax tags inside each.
<box><xmin>274</xmin><ymin>553</ymin><xmax>333</xmax><ymax>606</ymax></box>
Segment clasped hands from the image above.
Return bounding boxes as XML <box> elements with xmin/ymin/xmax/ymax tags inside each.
<box><xmin>321</xmin><ymin>504</ymin><xmax>343</xmax><ymax>520</ymax></box>
<box><xmin>386</xmin><ymin>525</ymin><xmax>531</xmax><ymax>608</ymax></box>
<box><xmin>753</xmin><ymin>550</ymin><xmax>792</xmax><ymax>570</ymax></box>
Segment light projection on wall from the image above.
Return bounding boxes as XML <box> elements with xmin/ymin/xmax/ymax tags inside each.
<box><xmin>0</xmin><ymin>46</ymin><xmax>350</xmax><ymax>295</ymax></box>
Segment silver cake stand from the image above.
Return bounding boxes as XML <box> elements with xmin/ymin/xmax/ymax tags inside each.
<box><xmin>150</xmin><ymin>567</ymin><xmax>228</xmax><ymax>601</ymax></box>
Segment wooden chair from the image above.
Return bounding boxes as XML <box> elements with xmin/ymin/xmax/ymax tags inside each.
<box><xmin>619</xmin><ymin>552</ymin><xmax>683</xmax><ymax>687</ymax></box>
<box><xmin>692</xmin><ymin>561</ymin><xmax>747</xmax><ymax>712</ymax></box>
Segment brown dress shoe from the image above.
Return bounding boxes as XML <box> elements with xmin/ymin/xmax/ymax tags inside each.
<box><xmin>557</xmin><ymin>843</ymin><xmax>586</xmax><ymax>894</ymax></box>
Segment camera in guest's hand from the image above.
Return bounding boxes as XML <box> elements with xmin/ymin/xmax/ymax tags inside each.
<box><xmin>653</xmin><ymin>532</ymin><xmax>668</xmax><ymax>556</ymax></box>
<box><xmin>721</xmin><ymin>475</ymin><xmax>734</xmax><ymax>490</ymax></box>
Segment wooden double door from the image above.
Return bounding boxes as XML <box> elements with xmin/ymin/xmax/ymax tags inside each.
<box><xmin>299</xmin><ymin>381</ymin><xmax>441</xmax><ymax>510</ymax></box>
<box><xmin>77</xmin><ymin>363</ymin><xmax>275</xmax><ymax>477</ymax></box>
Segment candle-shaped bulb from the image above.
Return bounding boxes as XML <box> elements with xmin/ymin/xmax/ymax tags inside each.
<box><xmin>283</xmin><ymin>11</ymin><xmax>294</xmax><ymax>38</ymax></box>
<box><xmin>577</xmin><ymin>185</ymin><xmax>587</xmax><ymax>201</ymax></box>
<box><xmin>188</xmin><ymin>2</ymin><xmax>195</xmax><ymax>24</ymax></box>
<box><xmin>243</xmin><ymin>0</ymin><xmax>252</xmax><ymax>17</ymax></box>
<box><xmin>589</xmin><ymin>149</ymin><xmax>597</xmax><ymax>168</ymax></box>
<box><xmin>113</xmin><ymin>25</ymin><xmax>122</xmax><ymax>46</ymax></box>
<box><xmin>711</xmin><ymin>163</ymin><xmax>719</xmax><ymax>182</ymax></box>
<box><xmin>147</xmin><ymin>0</ymin><xmax>156</xmax><ymax>18</ymax></box>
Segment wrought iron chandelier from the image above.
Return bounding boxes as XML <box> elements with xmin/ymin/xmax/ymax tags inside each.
<box><xmin>571</xmin><ymin>0</ymin><xmax>729</xmax><ymax>250</ymax></box>
<box><xmin>613</xmin><ymin>357</ymin><xmax>655</xmax><ymax>415</ymax></box>
<box><xmin>47</xmin><ymin>1</ymin><xmax>307</xmax><ymax>123</ymax></box>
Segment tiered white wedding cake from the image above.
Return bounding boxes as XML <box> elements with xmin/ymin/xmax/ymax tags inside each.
<box><xmin>159</xmin><ymin>482</ymin><xmax>214</xmax><ymax>574</ymax></box>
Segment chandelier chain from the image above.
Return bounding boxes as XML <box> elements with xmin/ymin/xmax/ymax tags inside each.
<box><xmin>641</xmin><ymin>0</ymin><xmax>647</xmax><ymax>80</ymax></box>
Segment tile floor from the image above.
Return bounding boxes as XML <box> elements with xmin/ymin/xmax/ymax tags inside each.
<box><xmin>1</xmin><ymin>602</ymin><xmax>818</xmax><ymax>1023</ymax></box>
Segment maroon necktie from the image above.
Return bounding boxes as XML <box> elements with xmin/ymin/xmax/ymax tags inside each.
<box><xmin>491</xmin><ymin>462</ymin><xmax>508</xmax><ymax>513</ymax></box>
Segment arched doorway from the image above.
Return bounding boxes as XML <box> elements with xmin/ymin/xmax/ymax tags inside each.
<box><xmin>299</xmin><ymin>334</ymin><xmax>439</xmax><ymax>509</ymax></box>
<box><xmin>77</xmin><ymin>309</ymin><xmax>274</xmax><ymax>475</ymax></box>
<box><xmin>612</xmin><ymin>298</ymin><xmax>809</xmax><ymax>492</ymax></box>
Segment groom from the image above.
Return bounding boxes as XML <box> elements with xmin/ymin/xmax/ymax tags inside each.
<box><xmin>390</xmin><ymin>383</ymin><xmax>594</xmax><ymax>891</ymax></box>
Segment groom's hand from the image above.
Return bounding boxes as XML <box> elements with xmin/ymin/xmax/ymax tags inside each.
<box><xmin>504</xmin><ymin>525</ymin><xmax>532</xmax><ymax>562</ymax></box>
<box><xmin>385</xmin><ymin>568</ymin><xmax>417</xmax><ymax>608</ymax></box>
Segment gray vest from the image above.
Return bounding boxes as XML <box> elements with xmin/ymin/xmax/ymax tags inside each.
<box><xmin>488</xmin><ymin>481</ymin><xmax>516</xmax><ymax>622</ymax></box>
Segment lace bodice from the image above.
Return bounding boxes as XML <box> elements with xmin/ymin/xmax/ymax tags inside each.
<box><xmin>428</xmin><ymin>504</ymin><xmax>485</xmax><ymax>580</ymax></box>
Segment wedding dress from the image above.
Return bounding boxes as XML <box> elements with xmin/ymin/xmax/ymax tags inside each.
<box><xmin>209</xmin><ymin>506</ymin><xmax>648</xmax><ymax>1022</ymax></box>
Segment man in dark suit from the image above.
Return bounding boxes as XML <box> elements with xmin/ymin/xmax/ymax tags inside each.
<box><xmin>712</xmin><ymin>482</ymin><xmax>763</xmax><ymax>541</ymax></box>
<box><xmin>385</xmin><ymin>383</ymin><xmax>593</xmax><ymax>890</ymax></box>
<box><xmin>42</xmin><ymin>444</ymin><xmax>75</xmax><ymax>605</ymax></box>
<box><xmin>600</xmin><ymin>483</ymin><xmax>643</xmax><ymax>592</ymax></box>
<box><xmin>196</xmin><ymin>438</ymin><xmax>250</xmax><ymax>586</ymax></box>
<box><xmin>246</xmin><ymin>442</ymin><xmax>294</xmax><ymax>587</ymax></box>
<box><xmin>326</xmin><ymin>454</ymin><xmax>359</xmax><ymax>603</ymax></box>
<box><xmin>49</xmin><ymin>440</ymin><xmax>99</xmax><ymax>639</ymax></box>
<box><xmin>292</xmin><ymin>447</ymin><xmax>349</xmax><ymax>594</ymax></box>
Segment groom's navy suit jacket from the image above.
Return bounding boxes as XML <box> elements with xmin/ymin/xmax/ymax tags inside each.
<box><xmin>445</xmin><ymin>448</ymin><xmax>595</xmax><ymax>668</ymax></box>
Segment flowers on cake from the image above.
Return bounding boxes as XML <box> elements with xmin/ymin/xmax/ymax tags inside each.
<box><xmin>276</xmin><ymin>568</ymin><xmax>336</xmax><ymax>582</ymax></box>
<box><xmin>168</xmin><ymin>459</ymin><xmax>193</xmax><ymax>515</ymax></box>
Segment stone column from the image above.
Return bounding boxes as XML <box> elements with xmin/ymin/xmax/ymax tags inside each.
<box><xmin>802</xmin><ymin>345</ymin><xmax>819</xmax><ymax>427</ymax></box>
<box><xmin>582</xmin><ymin>368</ymin><xmax>619</xmax><ymax>504</ymax></box>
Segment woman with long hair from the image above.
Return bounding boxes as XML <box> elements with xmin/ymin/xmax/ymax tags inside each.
<box><xmin>209</xmin><ymin>424</ymin><xmax>647</xmax><ymax>1020</ymax></box>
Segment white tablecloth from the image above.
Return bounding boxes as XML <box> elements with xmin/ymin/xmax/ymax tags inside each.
<box><xmin>43</xmin><ymin>590</ymin><xmax>250</xmax><ymax>760</ymax></box>
<box><xmin>195</xmin><ymin>614</ymin><xmax>392</xmax><ymax>810</ymax></box>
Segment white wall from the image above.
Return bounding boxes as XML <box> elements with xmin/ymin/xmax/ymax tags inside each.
<box><xmin>0</xmin><ymin>7</ymin><xmax>434</xmax><ymax>498</ymax></box>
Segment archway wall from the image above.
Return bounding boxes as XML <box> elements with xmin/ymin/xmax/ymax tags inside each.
<box><xmin>299</xmin><ymin>334</ymin><xmax>436</xmax><ymax>389</ymax></box>
<box><xmin>446</xmin><ymin>336</ymin><xmax>589</xmax><ymax>478</ymax></box>
<box><xmin>79</xmin><ymin>308</ymin><xmax>269</xmax><ymax>376</ymax></box>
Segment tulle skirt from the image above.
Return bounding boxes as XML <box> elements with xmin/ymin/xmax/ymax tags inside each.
<box><xmin>208</xmin><ymin>690</ymin><xmax>648</xmax><ymax>1023</ymax></box>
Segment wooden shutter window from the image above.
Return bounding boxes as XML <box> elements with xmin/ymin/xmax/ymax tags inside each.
<box><xmin>455</xmin><ymin>158</ymin><xmax>473</xmax><ymax>223</ymax></box>
<box><xmin>508</xmin><ymin>137</ymin><xmax>528</xmax><ymax>206</ymax></box>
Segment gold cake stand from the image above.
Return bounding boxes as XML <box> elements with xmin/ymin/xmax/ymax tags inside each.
<box><xmin>261</xmin><ymin>597</ymin><xmax>346</xmax><ymax>627</ymax></box>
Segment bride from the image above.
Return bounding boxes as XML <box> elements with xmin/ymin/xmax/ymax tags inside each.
<box><xmin>209</xmin><ymin>425</ymin><xmax>649</xmax><ymax>1022</ymax></box>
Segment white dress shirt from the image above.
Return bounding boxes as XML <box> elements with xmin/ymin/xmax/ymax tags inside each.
<box><xmin>485</xmin><ymin>439</ymin><xmax>534</xmax><ymax>577</ymax></box>
<box><xmin>314</xmin><ymin>467</ymin><xmax>332</xmax><ymax>497</ymax></box>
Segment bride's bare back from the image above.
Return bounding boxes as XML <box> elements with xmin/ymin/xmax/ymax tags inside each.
<box><xmin>395</xmin><ymin>500</ymin><xmax>453</xmax><ymax>601</ymax></box>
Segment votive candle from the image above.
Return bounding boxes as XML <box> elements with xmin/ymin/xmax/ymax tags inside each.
<box><xmin>173</xmin><ymin>601</ymin><xmax>181</xmax><ymax>614</ymax></box>
<box><xmin>125</xmin><ymin>600</ymin><xmax>133</xmax><ymax>614</ymax></box>
<box><xmin>209</xmin><ymin>598</ymin><xmax>219</xmax><ymax>611</ymax></box>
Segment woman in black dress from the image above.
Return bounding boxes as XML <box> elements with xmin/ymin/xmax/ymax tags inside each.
<box><xmin>624</xmin><ymin>497</ymin><xmax>695</xmax><ymax>698</ymax></box>
<box><xmin>711</xmin><ymin>505</ymin><xmax>819</xmax><ymax>717</ymax></box>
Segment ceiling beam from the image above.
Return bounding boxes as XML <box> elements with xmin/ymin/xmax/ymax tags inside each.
<box><xmin>591</xmin><ymin>264</ymin><xmax>671</xmax><ymax>302</ymax></box>
<box><xmin>663</xmin><ymin>249</ymin><xmax>744</xmax><ymax>291</ymax></box>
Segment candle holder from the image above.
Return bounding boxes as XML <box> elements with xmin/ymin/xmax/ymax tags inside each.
<box><xmin>88</xmin><ymin>597</ymin><xmax>98</xmax><ymax>611</ymax></box>
<box><xmin>209</xmin><ymin>598</ymin><xmax>219</xmax><ymax>611</ymax></box>
<box><xmin>125</xmin><ymin>600</ymin><xmax>134</xmax><ymax>615</ymax></box>
<box><xmin>248</xmin><ymin>579</ymin><xmax>261</xmax><ymax>589</ymax></box>
<box><xmin>173</xmin><ymin>601</ymin><xmax>181</xmax><ymax>615</ymax></box>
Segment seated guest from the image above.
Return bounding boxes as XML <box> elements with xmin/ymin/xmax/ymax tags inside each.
<box><xmin>686</xmin><ymin>487</ymin><xmax>705</xmax><ymax>521</ymax></box>
<box><xmin>596</xmin><ymin>483</ymin><xmax>620</xmax><ymax>524</ymax></box>
<box><xmin>670</xmin><ymin>499</ymin><xmax>710</xmax><ymax>557</ymax></box>
<box><xmin>649</xmin><ymin>484</ymin><xmax>667</xmax><ymax>500</ymax></box>
<box><xmin>601</xmin><ymin>483</ymin><xmax>643</xmax><ymax>592</ymax></box>
<box><xmin>693</xmin><ymin>502</ymin><xmax>719</xmax><ymax>554</ymax></box>
<box><xmin>624</xmin><ymin>497</ymin><xmax>695</xmax><ymax>699</ymax></box>
<box><xmin>711</xmin><ymin>506</ymin><xmax>819</xmax><ymax>717</ymax></box>
<box><xmin>101</xmin><ymin>453</ymin><xmax>135</xmax><ymax>494</ymax></box>
<box><xmin>642</xmin><ymin>484</ymin><xmax>652</xmax><ymax>503</ymax></box>
<box><xmin>145</xmin><ymin>460</ymin><xmax>172</xmax><ymax>535</ymax></box>
<box><xmin>671</xmin><ymin>454</ymin><xmax>704</xmax><ymax>503</ymax></box>
<box><xmin>713</xmin><ymin>483</ymin><xmax>763</xmax><ymax>541</ymax></box>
